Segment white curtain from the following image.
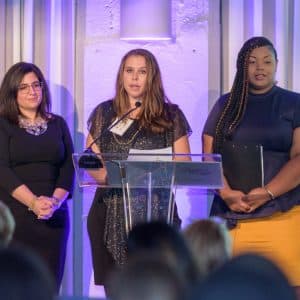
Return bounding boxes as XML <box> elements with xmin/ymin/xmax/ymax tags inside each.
<box><xmin>0</xmin><ymin>0</ymin><xmax>75</xmax><ymax>125</ymax></box>
<box><xmin>220</xmin><ymin>0</ymin><xmax>300</xmax><ymax>93</ymax></box>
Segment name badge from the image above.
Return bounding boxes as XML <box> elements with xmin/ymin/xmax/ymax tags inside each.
<box><xmin>109</xmin><ymin>118</ymin><xmax>134</xmax><ymax>136</ymax></box>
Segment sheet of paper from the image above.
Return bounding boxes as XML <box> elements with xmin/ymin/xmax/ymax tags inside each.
<box><xmin>128</xmin><ymin>147</ymin><xmax>172</xmax><ymax>161</ymax></box>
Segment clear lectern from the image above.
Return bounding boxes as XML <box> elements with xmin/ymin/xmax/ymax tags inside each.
<box><xmin>73</xmin><ymin>152</ymin><xmax>223</xmax><ymax>234</ymax></box>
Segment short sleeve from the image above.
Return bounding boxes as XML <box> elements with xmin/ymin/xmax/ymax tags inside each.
<box><xmin>292</xmin><ymin>95</ymin><xmax>300</xmax><ymax>129</ymax></box>
<box><xmin>87</xmin><ymin>102</ymin><xmax>106</xmax><ymax>140</ymax></box>
<box><xmin>172</xmin><ymin>105</ymin><xmax>192</xmax><ymax>141</ymax></box>
<box><xmin>202</xmin><ymin>94</ymin><xmax>229</xmax><ymax>136</ymax></box>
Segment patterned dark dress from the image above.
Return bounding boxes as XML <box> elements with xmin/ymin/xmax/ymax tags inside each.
<box><xmin>87</xmin><ymin>100</ymin><xmax>191</xmax><ymax>286</ymax></box>
<box><xmin>0</xmin><ymin>115</ymin><xmax>74</xmax><ymax>288</ymax></box>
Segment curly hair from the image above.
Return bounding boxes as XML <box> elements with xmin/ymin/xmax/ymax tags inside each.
<box><xmin>213</xmin><ymin>37</ymin><xmax>278</xmax><ymax>153</ymax></box>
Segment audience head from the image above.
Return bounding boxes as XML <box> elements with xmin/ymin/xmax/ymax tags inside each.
<box><xmin>183</xmin><ymin>217</ymin><xmax>231</xmax><ymax>278</ymax></box>
<box><xmin>213</xmin><ymin>36</ymin><xmax>277</xmax><ymax>152</ymax></box>
<box><xmin>0</xmin><ymin>62</ymin><xmax>51</xmax><ymax>124</ymax></box>
<box><xmin>189</xmin><ymin>253</ymin><xmax>297</xmax><ymax>300</ymax></box>
<box><xmin>0</xmin><ymin>246</ymin><xmax>55</xmax><ymax>300</ymax></box>
<box><xmin>127</xmin><ymin>221</ymin><xmax>199</xmax><ymax>284</ymax></box>
<box><xmin>0</xmin><ymin>201</ymin><xmax>15</xmax><ymax>247</ymax></box>
<box><xmin>109</xmin><ymin>254</ymin><xmax>185</xmax><ymax>300</ymax></box>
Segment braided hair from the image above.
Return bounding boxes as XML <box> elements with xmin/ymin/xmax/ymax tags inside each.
<box><xmin>213</xmin><ymin>36</ymin><xmax>278</xmax><ymax>153</ymax></box>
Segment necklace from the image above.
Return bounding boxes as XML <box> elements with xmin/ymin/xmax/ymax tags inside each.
<box><xmin>18</xmin><ymin>116</ymin><xmax>48</xmax><ymax>136</ymax></box>
<box><xmin>112</xmin><ymin>127</ymin><xmax>141</xmax><ymax>145</ymax></box>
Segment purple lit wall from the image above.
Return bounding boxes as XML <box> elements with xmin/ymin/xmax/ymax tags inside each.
<box><xmin>120</xmin><ymin>0</ymin><xmax>172</xmax><ymax>41</ymax></box>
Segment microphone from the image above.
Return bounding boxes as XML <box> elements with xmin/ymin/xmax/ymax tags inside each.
<box><xmin>79</xmin><ymin>101</ymin><xmax>141</xmax><ymax>169</ymax></box>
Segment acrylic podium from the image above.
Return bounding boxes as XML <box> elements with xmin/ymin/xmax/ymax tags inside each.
<box><xmin>73</xmin><ymin>152</ymin><xmax>223</xmax><ymax>235</ymax></box>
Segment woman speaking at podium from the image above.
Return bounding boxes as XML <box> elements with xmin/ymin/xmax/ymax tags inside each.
<box><xmin>86</xmin><ymin>48</ymin><xmax>192</xmax><ymax>291</ymax></box>
<box><xmin>0</xmin><ymin>62</ymin><xmax>74</xmax><ymax>290</ymax></box>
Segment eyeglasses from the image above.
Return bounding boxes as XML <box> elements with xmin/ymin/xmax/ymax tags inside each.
<box><xmin>18</xmin><ymin>81</ymin><xmax>43</xmax><ymax>94</ymax></box>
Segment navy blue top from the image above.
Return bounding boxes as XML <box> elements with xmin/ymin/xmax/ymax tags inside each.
<box><xmin>203</xmin><ymin>86</ymin><xmax>300</xmax><ymax>227</ymax></box>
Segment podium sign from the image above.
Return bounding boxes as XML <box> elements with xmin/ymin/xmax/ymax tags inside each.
<box><xmin>73</xmin><ymin>153</ymin><xmax>223</xmax><ymax>234</ymax></box>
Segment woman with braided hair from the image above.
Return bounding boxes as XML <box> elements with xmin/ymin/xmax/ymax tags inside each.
<box><xmin>202</xmin><ymin>36</ymin><xmax>300</xmax><ymax>293</ymax></box>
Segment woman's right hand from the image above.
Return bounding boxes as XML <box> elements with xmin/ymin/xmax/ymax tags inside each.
<box><xmin>219</xmin><ymin>188</ymin><xmax>251</xmax><ymax>213</ymax></box>
<box><xmin>30</xmin><ymin>197</ymin><xmax>54</xmax><ymax>219</ymax></box>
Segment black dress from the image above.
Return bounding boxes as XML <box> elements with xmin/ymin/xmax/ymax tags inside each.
<box><xmin>87</xmin><ymin>100</ymin><xmax>192</xmax><ymax>286</ymax></box>
<box><xmin>0</xmin><ymin>115</ymin><xmax>74</xmax><ymax>288</ymax></box>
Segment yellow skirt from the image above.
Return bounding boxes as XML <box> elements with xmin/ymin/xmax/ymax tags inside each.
<box><xmin>230</xmin><ymin>205</ymin><xmax>300</xmax><ymax>286</ymax></box>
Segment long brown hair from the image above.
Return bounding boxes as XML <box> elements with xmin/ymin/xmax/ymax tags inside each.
<box><xmin>114</xmin><ymin>49</ymin><xmax>173</xmax><ymax>133</ymax></box>
<box><xmin>213</xmin><ymin>37</ymin><xmax>278</xmax><ymax>153</ymax></box>
<box><xmin>0</xmin><ymin>62</ymin><xmax>51</xmax><ymax>124</ymax></box>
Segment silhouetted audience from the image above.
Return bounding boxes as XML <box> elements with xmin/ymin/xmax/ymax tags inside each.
<box><xmin>126</xmin><ymin>221</ymin><xmax>199</xmax><ymax>287</ymax></box>
<box><xmin>183</xmin><ymin>217</ymin><xmax>232</xmax><ymax>278</ymax></box>
<box><xmin>0</xmin><ymin>246</ymin><xmax>55</xmax><ymax>300</ymax></box>
<box><xmin>109</xmin><ymin>254</ymin><xmax>185</xmax><ymax>300</ymax></box>
<box><xmin>189</xmin><ymin>253</ymin><xmax>297</xmax><ymax>300</ymax></box>
<box><xmin>0</xmin><ymin>200</ymin><xmax>15</xmax><ymax>247</ymax></box>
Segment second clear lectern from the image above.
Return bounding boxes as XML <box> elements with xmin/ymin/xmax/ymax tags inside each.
<box><xmin>73</xmin><ymin>152</ymin><xmax>223</xmax><ymax>234</ymax></box>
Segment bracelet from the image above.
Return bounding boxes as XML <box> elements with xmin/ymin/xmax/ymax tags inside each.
<box><xmin>264</xmin><ymin>186</ymin><xmax>275</xmax><ymax>200</ymax></box>
<box><xmin>28</xmin><ymin>196</ymin><xmax>37</xmax><ymax>211</ymax></box>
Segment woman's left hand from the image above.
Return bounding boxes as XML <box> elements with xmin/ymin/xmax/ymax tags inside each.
<box><xmin>37</xmin><ymin>195</ymin><xmax>59</xmax><ymax>219</ymax></box>
<box><xmin>242</xmin><ymin>187</ymin><xmax>271</xmax><ymax>212</ymax></box>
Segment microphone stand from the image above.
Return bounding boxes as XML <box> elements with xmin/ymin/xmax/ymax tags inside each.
<box><xmin>79</xmin><ymin>101</ymin><xmax>141</xmax><ymax>169</ymax></box>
